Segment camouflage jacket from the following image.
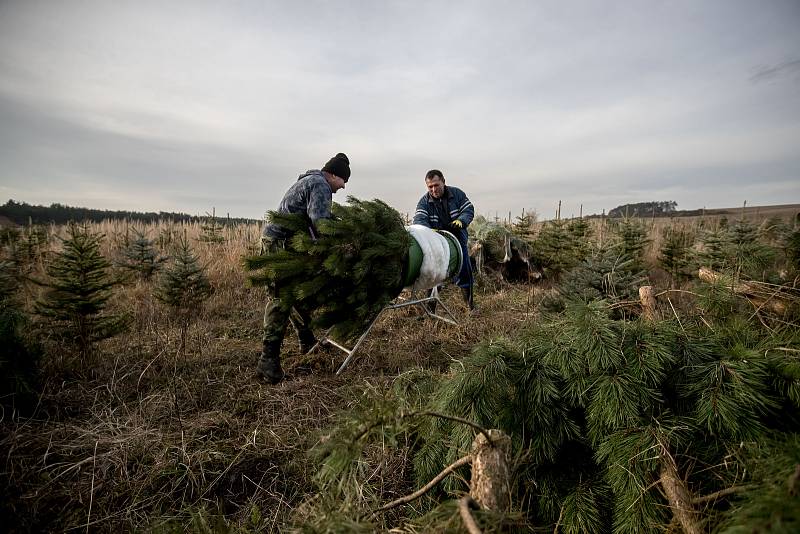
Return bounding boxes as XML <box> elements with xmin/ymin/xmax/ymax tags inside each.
<box><xmin>262</xmin><ymin>170</ymin><xmax>333</xmax><ymax>240</ymax></box>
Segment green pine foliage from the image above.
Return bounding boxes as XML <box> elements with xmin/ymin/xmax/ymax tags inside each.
<box><xmin>244</xmin><ymin>197</ymin><xmax>410</xmax><ymax>342</ymax></box>
<box><xmin>34</xmin><ymin>222</ymin><xmax>127</xmax><ymax>359</ymax></box>
<box><xmin>697</xmin><ymin>220</ymin><xmax>778</xmax><ymax>280</ymax></box>
<box><xmin>533</xmin><ymin>219</ymin><xmax>590</xmax><ymax>277</ymax></box>
<box><xmin>610</xmin><ymin>218</ymin><xmax>651</xmax><ymax>271</ymax></box>
<box><xmin>540</xmin><ymin>243</ymin><xmax>647</xmax><ymax>315</ymax></box>
<box><xmin>715</xmin><ymin>434</ymin><xmax>800</xmax><ymax>533</ymax></box>
<box><xmin>154</xmin><ymin>234</ymin><xmax>212</xmax><ymax>313</ymax></box>
<box><xmin>727</xmin><ymin>219</ymin><xmax>776</xmax><ymax>278</ymax></box>
<box><xmin>512</xmin><ymin>210</ymin><xmax>537</xmax><ymax>238</ymax></box>
<box><xmin>566</xmin><ymin>217</ymin><xmax>593</xmax><ymax>260</ymax></box>
<box><xmin>659</xmin><ymin>224</ymin><xmax>695</xmax><ymax>282</ymax></box>
<box><xmin>305</xmin><ymin>297</ymin><xmax>800</xmax><ymax>532</ymax></box>
<box><xmin>116</xmin><ymin>227</ymin><xmax>166</xmax><ymax>281</ymax></box>
<box><xmin>786</xmin><ymin>226</ymin><xmax>800</xmax><ymax>273</ymax></box>
<box><xmin>697</xmin><ymin>227</ymin><xmax>729</xmax><ymax>271</ymax></box>
<box><xmin>199</xmin><ymin>208</ymin><xmax>225</xmax><ymax>244</ymax></box>
<box><xmin>0</xmin><ymin>260</ymin><xmax>40</xmax><ymax>412</ymax></box>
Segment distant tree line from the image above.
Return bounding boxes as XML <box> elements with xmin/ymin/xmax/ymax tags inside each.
<box><xmin>607</xmin><ymin>201</ymin><xmax>677</xmax><ymax>218</ymax></box>
<box><xmin>0</xmin><ymin>199</ymin><xmax>258</xmax><ymax>226</ymax></box>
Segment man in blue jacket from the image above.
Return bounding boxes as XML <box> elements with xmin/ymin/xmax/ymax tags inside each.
<box><xmin>258</xmin><ymin>153</ymin><xmax>350</xmax><ymax>384</ymax></box>
<box><xmin>413</xmin><ymin>169</ymin><xmax>475</xmax><ymax>309</ymax></box>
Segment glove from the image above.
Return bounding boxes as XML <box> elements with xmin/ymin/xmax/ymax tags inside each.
<box><xmin>451</xmin><ymin>220</ymin><xmax>464</xmax><ymax>229</ymax></box>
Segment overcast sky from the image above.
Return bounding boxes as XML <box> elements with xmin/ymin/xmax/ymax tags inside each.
<box><xmin>0</xmin><ymin>0</ymin><xmax>798</xmax><ymax>220</ymax></box>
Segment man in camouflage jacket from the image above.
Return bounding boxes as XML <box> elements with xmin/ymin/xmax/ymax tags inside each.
<box><xmin>258</xmin><ymin>153</ymin><xmax>350</xmax><ymax>384</ymax></box>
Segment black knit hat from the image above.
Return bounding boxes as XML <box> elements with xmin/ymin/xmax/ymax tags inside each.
<box><xmin>322</xmin><ymin>152</ymin><xmax>351</xmax><ymax>181</ymax></box>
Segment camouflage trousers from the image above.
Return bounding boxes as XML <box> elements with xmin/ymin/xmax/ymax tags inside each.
<box><xmin>261</xmin><ymin>237</ymin><xmax>314</xmax><ymax>347</ymax></box>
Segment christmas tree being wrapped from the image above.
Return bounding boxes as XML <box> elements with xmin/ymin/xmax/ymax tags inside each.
<box><xmin>245</xmin><ymin>197</ymin><xmax>462</xmax><ymax>342</ymax></box>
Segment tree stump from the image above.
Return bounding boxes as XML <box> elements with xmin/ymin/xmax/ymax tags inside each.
<box><xmin>639</xmin><ymin>285</ymin><xmax>658</xmax><ymax>321</ymax></box>
<box><xmin>469</xmin><ymin>429</ymin><xmax>512</xmax><ymax>511</ymax></box>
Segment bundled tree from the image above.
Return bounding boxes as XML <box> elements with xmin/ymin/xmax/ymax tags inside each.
<box><xmin>470</xmin><ymin>216</ymin><xmax>537</xmax><ymax>281</ymax></box>
<box><xmin>34</xmin><ymin>223</ymin><xmax>127</xmax><ymax>360</ymax></box>
<box><xmin>154</xmin><ymin>234</ymin><xmax>212</xmax><ymax>355</ymax></box>
<box><xmin>115</xmin><ymin>227</ymin><xmax>166</xmax><ymax>281</ymax></box>
<box><xmin>244</xmin><ymin>197</ymin><xmax>410</xmax><ymax>342</ymax></box>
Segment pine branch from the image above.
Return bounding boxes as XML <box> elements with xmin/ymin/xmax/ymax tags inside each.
<box><xmin>692</xmin><ymin>485</ymin><xmax>754</xmax><ymax>505</ymax></box>
<box><xmin>417</xmin><ymin>411</ymin><xmax>495</xmax><ymax>447</ymax></box>
<box><xmin>372</xmin><ymin>455</ymin><xmax>471</xmax><ymax>514</ymax></box>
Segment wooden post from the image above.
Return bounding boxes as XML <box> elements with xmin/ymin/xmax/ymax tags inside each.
<box><xmin>469</xmin><ymin>429</ymin><xmax>511</xmax><ymax>511</ymax></box>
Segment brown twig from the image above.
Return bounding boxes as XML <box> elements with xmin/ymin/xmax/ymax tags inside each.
<box><xmin>692</xmin><ymin>485</ymin><xmax>754</xmax><ymax>505</ymax></box>
<box><xmin>372</xmin><ymin>455</ymin><xmax>471</xmax><ymax>514</ymax></box>
<box><xmin>416</xmin><ymin>411</ymin><xmax>495</xmax><ymax>447</ymax></box>
<box><xmin>458</xmin><ymin>496</ymin><xmax>483</xmax><ymax>534</ymax></box>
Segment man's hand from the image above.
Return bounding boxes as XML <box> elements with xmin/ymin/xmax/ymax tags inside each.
<box><xmin>451</xmin><ymin>220</ymin><xmax>464</xmax><ymax>229</ymax></box>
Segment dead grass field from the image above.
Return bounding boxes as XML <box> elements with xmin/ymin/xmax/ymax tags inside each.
<box><xmin>1</xmin><ymin>205</ymin><xmax>796</xmax><ymax>531</ymax></box>
<box><xmin>1</xmin><ymin>220</ymin><xmax>545</xmax><ymax>532</ymax></box>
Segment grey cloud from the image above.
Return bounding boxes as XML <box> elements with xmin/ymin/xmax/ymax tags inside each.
<box><xmin>750</xmin><ymin>59</ymin><xmax>800</xmax><ymax>83</ymax></box>
<box><xmin>1</xmin><ymin>0</ymin><xmax>799</xmax><ymax>220</ymax></box>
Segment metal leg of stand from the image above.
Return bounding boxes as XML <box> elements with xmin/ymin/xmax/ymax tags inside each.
<box><xmin>333</xmin><ymin>307</ymin><xmax>388</xmax><ymax>375</ymax></box>
<box><xmin>323</xmin><ymin>291</ymin><xmax>459</xmax><ymax>376</ymax></box>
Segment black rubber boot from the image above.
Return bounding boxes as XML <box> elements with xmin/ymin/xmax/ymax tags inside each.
<box><xmin>461</xmin><ymin>286</ymin><xmax>475</xmax><ymax>310</ymax></box>
<box><xmin>257</xmin><ymin>340</ymin><xmax>284</xmax><ymax>384</ymax></box>
<box><xmin>298</xmin><ymin>329</ymin><xmax>317</xmax><ymax>354</ymax></box>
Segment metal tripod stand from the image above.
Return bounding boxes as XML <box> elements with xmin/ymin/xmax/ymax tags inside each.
<box><xmin>314</xmin><ymin>286</ymin><xmax>458</xmax><ymax>375</ymax></box>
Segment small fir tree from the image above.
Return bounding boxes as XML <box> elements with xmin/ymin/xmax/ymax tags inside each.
<box><xmin>727</xmin><ymin>219</ymin><xmax>776</xmax><ymax>278</ymax></box>
<box><xmin>610</xmin><ymin>217</ymin><xmax>651</xmax><ymax>271</ymax></box>
<box><xmin>511</xmin><ymin>209</ymin><xmax>537</xmax><ymax>238</ymax></box>
<box><xmin>116</xmin><ymin>227</ymin><xmax>166</xmax><ymax>281</ymax></box>
<box><xmin>0</xmin><ymin>260</ymin><xmax>40</xmax><ymax>413</ymax></box>
<box><xmin>540</xmin><ymin>243</ymin><xmax>647</xmax><ymax>315</ymax></box>
<box><xmin>199</xmin><ymin>208</ymin><xmax>225</xmax><ymax>244</ymax></box>
<box><xmin>533</xmin><ymin>219</ymin><xmax>588</xmax><ymax>277</ymax></box>
<box><xmin>154</xmin><ymin>234</ymin><xmax>212</xmax><ymax>354</ymax></box>
<box><xmin>696</xmin><ymin>227</ymin><xmax>729</xmax><ymax>270</ymax></box>
<box><xmin>659</xmin><ymin>224</ymin><xmax>694</xmax><ymax>283</ymax></box>
<box><xmin>244</xmin><ymin>197</ymin><xmax>410</xmax><ymax>342</ymax></box>
<box><xmin>34</xmin><ymin>222</ymin><xmax>127</xmax><ymax>359</ymax></box>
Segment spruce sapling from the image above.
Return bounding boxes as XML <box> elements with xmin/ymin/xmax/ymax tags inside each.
<box><xmin>0</xmin><ymin>260</ymin><xmax>41</xmax><ymax>413</ymax></box>
<box><xmin>34</xmin><ymin>222</ymin><xmax>127</xmax><ymax>360</ymax></box>
<box><xmin>154</xmin><ymin>233</ymin><xmax>212</xmax><ymax>356</ymax></box>
<box><xmin>116</xmin><ymin>227</ymin><xmax>166</xmax><ymax>281</ymax></box>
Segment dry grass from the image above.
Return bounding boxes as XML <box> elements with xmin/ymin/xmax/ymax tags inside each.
<box><xmin>1</xmin><ymin>219</ymin><xmax>544</xmax><ymax>532</ymax></box>
<box><xmin>4</xmin><ymin>207</ymin><xmax>796</xmax><ymax>531</ymax></box>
